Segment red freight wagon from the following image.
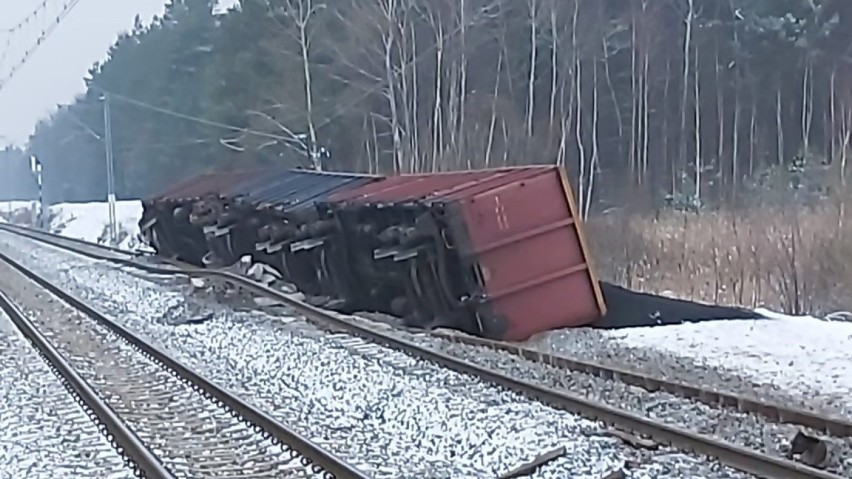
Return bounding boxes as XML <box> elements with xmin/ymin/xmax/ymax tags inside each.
<box><xmin>332</xmin><ymin>165</ymin><xmax>606</xmax><ymax>341</ymax></box>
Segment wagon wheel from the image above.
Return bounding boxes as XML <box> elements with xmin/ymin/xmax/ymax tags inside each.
<box><xmin>285</xmin><ymin>250</ymin><xmax>317</xmax><ymax>296</ymax></box>
<box><xmin>405</xmin><ymin>258</ymin><xmax>433</xmax><ymax>328</ymax></box>
<box><xmin>223</xmin><ymin>231</ymin><xmax>235</xmax><ymax>260</ymax></box>
<box><xmin>279</xmin><ymin>251</ymin><xmax>295</xmax><ymax>284</ymax></box>
<box><xmin>318</xmin><ymin>247</ymin><xmax>330</xmax><ymax>290</ymax></box>
<box><xmin>431</xmin><ymin>225</ymin><xmax>465</xmax><ymax>308</ymax></box>
<box><xmin>426</xmin><ymin>251</ymin><xmax>455</xmax><ymax>312</ymax></box>
<box><xmin>151</xmin><ymin>228</ymin><xmax>164</xmax><ymax>254</ymax></box>
<box><xmin>326</xmin><ymin>244</ymin><xmax>354</xmax><ymax>301</ymax></box>
<box><xmin>395</xmin><ymin>260</ymin><xmax>422</xmax><ymax>323</ymax></box>
<box><xmin>410</xmin><ymin>255</ymin><xmax>452</xmax><ymax>329</ymax></box>
<box><xmin>318</xmin><ymin>246</ymin><xmax>346</xmax><ymax>302</ymax></box>
<box><xmin>407</xmin><ymin>257</ymin><xmax>425</xmax><ymax>308</ymax></box>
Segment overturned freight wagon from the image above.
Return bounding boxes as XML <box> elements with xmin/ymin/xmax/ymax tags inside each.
<box><xmin>139</xmin><ymin>170</ymin><xmax>266</xmax><ymax>265</ymax></box>
<box><xmin>188</xmin><ymin>170</ymin><xmax>378</xmax><ymax>289</ymax></box>
<box><xmin>139</xmin><ymin>165</ymin><xmax>607</xmax><ymax>341</ymax></box>
<box><xmin>297</xmin><ymin>165</ymin><xmax>606</xmax><ymax>341</ymax></box>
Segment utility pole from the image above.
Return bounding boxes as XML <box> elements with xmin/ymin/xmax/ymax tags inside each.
<box><xmin>102</xmin><ymin>93</ymin><xmax>117</xmax><ymax>243</ymax></box>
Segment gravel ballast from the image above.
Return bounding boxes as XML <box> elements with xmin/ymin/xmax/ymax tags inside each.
<box><xmin>376</xmin><ymin>323</ymin><xmax>852</xmax><ymax>476</ymax></box>
<box><xmin>0</xmin><ymin>309</ymin><xmax>133</xmax><ymax>479</ymax></box>
<box><xmin>0</xmin><ymin>230</ymin><xmax>764</xmax><ymax>479</ymax></box>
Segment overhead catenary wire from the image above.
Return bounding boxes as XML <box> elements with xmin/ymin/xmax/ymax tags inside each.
<box><xmin>51</xmin><ymin>86</ymin><xmax>317</xmax><ymax>169</ymax></box>
<box><xmin>90</xmin><ymin>86</ymin><xmax>314</xmax><ymax>154</ymax></box>
<box><xmin>0</xmin><ymin>0</ymin><xmax>83</xmax><ymax>92</ymax></box>
<box><xmin>0</xmin><ymin>1</ymin><xmax>50</xmax><ymax>34</ymax></box>
<box><xmin>0</xmin><ymin>36</ymin><xmax>12</xmax><ymax>71</ymax></box>
<box><xmin>54</xmin><ymin>101</ymin><xmax>235</xmax><ymax>154</ymax></box>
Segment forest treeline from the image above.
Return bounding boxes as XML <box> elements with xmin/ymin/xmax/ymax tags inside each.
<box><xmin>16</xmin><ymin>0</ymin><xmax>852</xmax><ymax>212</ymax></box>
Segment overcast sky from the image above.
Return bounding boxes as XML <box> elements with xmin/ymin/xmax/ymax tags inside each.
<box><xmin>0</xmin><ymin>0</ymin><xmax>237</xmax><ymax>148</ymax></box>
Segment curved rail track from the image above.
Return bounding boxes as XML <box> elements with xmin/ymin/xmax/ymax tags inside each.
<box><xmin>0</xmin><ymin>230</ymin><xmax>368</xmax><ymax>479</ymax></box>
<box><xmin>0</xmin><ymin>222</ymin><xmax>846</xmax><ymax>479</ymax></box>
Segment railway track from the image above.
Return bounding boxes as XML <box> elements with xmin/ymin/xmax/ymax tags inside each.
<box><xmin>0</xmin><ymin>223</ymin><xmax>847</xmax><ymax>479</ymax></box>
<box><xmin>0</xmin><ymin>307</ymin><xmax>135</xmax><ymax>478</ymax></box>
<box><xmin>432</xmin><ymin>332</ymin><xmax>852</xmax><ymax>436</ymax></box>
<box><xmin>0</xmin><ymin>234</ymin><xmax>367</xmax><ymax>478</ymax></box>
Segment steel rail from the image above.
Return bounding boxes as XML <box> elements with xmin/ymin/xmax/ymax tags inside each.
<box><xmin>0</xmin><ymin>289</ymin><xmax>174</xmax><ymax>479</ymax></box>
<box><xmin>1</xmin><ymin>223</ymin><xmax>148</xmax><ymax>257</ymax></box>
<box><xmin>3</xmin><ymin>222</ymin><xmax>851</xmax><ymax>438</ymax></box>
<box><xmin>0</xmin><ymin>223</ymin><xmax>844</xmax><ymax>479</ymax></box>
<box><xmin>430</xmin><ymin>332</ymin><xmax>852</xmax><ymax>437</ymax></box>
<box><xmin>0</xmin><ymin>245</ymin><xmax>370</xmax><ymax>479</ymax></box>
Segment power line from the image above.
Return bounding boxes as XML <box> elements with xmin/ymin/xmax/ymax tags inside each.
<box><xmin>56</xmin><ymin>100</ymin><xmax>241</xmax><ymax>153</ymax></box>
<box><xmin>93</xmin><ymin>86</ymin><xmax>310</xmax><ymax>148</ymax></box>
<box><xmin>0</xmin><ymin>0</ymin><xmax>83</xmax><ymax>92</ymax></box>
<box><xmin>0</xmin><ymin>35</ymin><xmax>12</xmax><ymax>71</ymax></box>
<box><xmin>0</xmin><ymin>1</ymin><xmax>50</xmax><ymax>34</ymax></box>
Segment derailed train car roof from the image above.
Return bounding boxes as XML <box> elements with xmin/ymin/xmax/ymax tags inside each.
<box><xmin>146</xmin><ymin>170</ymin><xmax>265</xmax><ymax>202</ymax></box>
<box><xmin>221</xmin><ymin>169</ymin><xmax>379</xmax><ymax>211</ymax></box>
<box><xmin>330</xmin><ymin>166</ymin><xmax>551</xmax><ymax>204</ymax></box>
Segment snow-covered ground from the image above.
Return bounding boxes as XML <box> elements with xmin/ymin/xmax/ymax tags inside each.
<box><xmin>0</xmin><ymin>200</ymin><xmax>36</xmax><ymax>215</ymax></box>
<box><xmin>600</xmin><ymin>309</ymin><xmax>852</xmax><ymax>406</ymax></box>
<box><xmin>533</xmin><ymin>309</ymin><xmax>852</xmax><ymax>418</ymax></box>
<box><xmin>1</xmin><ymin>199</ymin><xmax>143</xmax><ymax>250</ymax></box>
<box><xmin>49</xmin><ymin>200</ymin><xmax>142</xmax><ymax>249</ymax></box>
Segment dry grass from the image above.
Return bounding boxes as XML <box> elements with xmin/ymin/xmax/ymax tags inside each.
<box><xmin>586</xmin><ymin>204</ymin><xmax>852</xmax><ymax>315</ymax></box>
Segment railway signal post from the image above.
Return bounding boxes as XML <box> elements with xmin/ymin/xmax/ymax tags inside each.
<box><xmin>29</xmin><ymin>155</ymin><xmax>44</xmax><ymax>229</ymax></box>
<box><xmin>102</xmin><ymin>93</ymin><xmax>117</xmax><ymax>244</ymax></box>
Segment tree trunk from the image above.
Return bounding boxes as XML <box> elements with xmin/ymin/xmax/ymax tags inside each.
<box><xmin>526</xmin><ymin>0</ymin><xmax>539</xmax><ymax>138</ymax></box>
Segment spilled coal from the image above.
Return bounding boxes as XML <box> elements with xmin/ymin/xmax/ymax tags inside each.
<box><xmin>594</xmin><ymin>282</ymin><xmax>766</xmax><ymax>329</ymax></box>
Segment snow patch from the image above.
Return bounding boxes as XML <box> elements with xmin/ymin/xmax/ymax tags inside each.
<box><xmin>607</xmin><ymin>312</ymin><xmax>852</xmax><ymax>399</ymax></box>
<box><xmin>2</xmin><ymin>200</ymin><xmax>144</xmax><ymax>250</ymax></box>
<box><xmin>0</xmin><ymin>201</ymin><xmax>36</xmax><ymax>212</ymax></box>
<box><xmin>48</xmin><ymin>200</ymin><xmax>143</xmax><ymax>250</ymax></box>
<box><xmin>753</xmin><ymin>307</ymin><xmax>822</xmax><ymax>322</ymax></box>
